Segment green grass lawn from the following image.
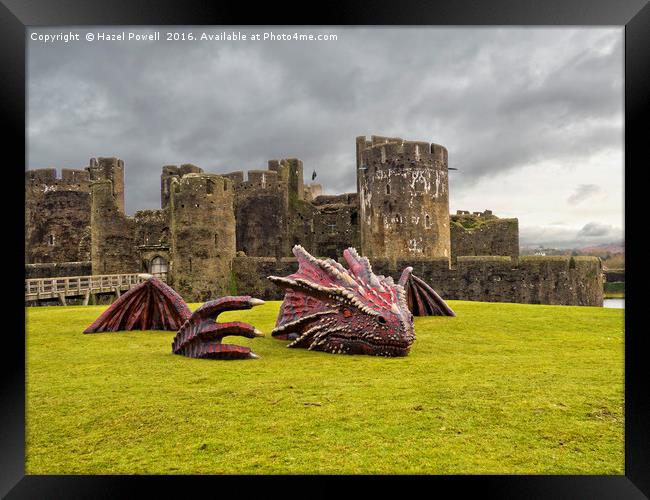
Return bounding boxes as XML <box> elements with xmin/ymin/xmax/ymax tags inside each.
<box><xmin>25</xmin><ymin>300</ymin><xmax>624</xmax><ymax>474</ymax></box>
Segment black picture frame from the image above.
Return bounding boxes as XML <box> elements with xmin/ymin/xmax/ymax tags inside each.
<box><xmin>2</xmin><ymin>0</ymin><xmax>647</xmax><ymax>497</ymax></box>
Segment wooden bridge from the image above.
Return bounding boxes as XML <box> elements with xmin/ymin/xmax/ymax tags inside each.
<box><xmin>25</xmin><ymin>273</ymin><xmax>154</xmax><ymax>305</ymax></box>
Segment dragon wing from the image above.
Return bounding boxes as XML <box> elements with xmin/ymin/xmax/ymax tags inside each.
<box><xmin>83</xmin><ymin>277</ymin><xmax>192</xmax><ymax>333</ymax></box>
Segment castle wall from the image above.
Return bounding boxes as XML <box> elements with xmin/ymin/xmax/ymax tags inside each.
<box><xmin>286</xmin><ymin>200</ymin><xmax>318</xmax><ymax>254</ymax></box>
<box><xmin>309</xmin><ymin>194</ymin><xmax>360</xmax><ymax>259</ymax></box>
<box><xmin>134</xmin><ymin>209</ymin><xmax>171</xmax><ymax>274</ymax></box>
<box><xmin>450</xmin><ymin>211</ymin><xmax>519</xmax><ymax>262</ymax></box>
<box><xmin>229</xmin><ymin>168</ymin><xmax>290</xmax><ymax>257</ymax></box>
<box><xmin>90</xmin><ymin>179</ymin><xmax>139</xmax><ymax>274</ymax></box>
<box><xmin>304</xmin><ymin>182</ymin><xmax>322</xmax><ymax>201</ymax></box>
<box><xmin>25</xmin><ymin>168</ymin><xmax>91</xmax><ymax>263</ymax></box>
<box><xmin>232</xmin><ymin>256</ymin><xmax>299</xmax><ymax>300</ymax></box>
<box><xmin>169</xmin><ymin>173</ymin><xmax>236</xmax><ymax>301</ymax></box>
<box><xmin>25</xmin><ymin>261</ymin><xmax>92</xmax><ymax>279</ymax></box>
<box><xmin>370</xmin><ymin>255</ymin><xmax>603</xmax><ymax>306</ymax></box>
<box><xmin>357</xmin><ymin>136</ymin><xmax>451</xmax><ymax>260</ymax></box>
<box><xmin>233</xmin><ymin>254</ymin><xmax>603</xmax><ymax>306</ymax></box>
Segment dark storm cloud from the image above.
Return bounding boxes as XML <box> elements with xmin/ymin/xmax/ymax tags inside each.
<box><xmin>27</xmin><ymin>27</ymin><xmax>623</xmax><ymax>217</ymax></box>
<box><xmin>567</xmin><ymin>184</ymin><xmax>603</xmax><ymax>205</ymax></box>
<box><xmin>577</xmin><ymin>222</ymin><xmax>617</xmax><ymax>238</ymax></box>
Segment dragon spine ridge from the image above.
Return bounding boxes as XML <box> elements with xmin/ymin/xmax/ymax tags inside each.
<box><xmin>268</xmin><ymin>245</ymin><xmax>416</xmax><ymax>357</ymax></box>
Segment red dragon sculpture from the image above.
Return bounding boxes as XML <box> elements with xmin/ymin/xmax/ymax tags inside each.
<box><xmin>171</xmin><ymin>296</ymin><xmax>265</xmax><ymax>360</ymax></box>
<box><xmin>268</xmin><ymin>245</ymin><xmax>417</xmax><ymax>357</ymax></box>
<box><xmin>83</xmin><ymin>276</ymin><xmax>265</xmax><ymax>360</ymax></box>
<box><xmin>83</xmin><ymin>276</ymin><xmax>192</xmax><ymax>333</ymax></box>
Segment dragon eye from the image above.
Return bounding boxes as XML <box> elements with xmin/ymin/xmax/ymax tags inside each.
<box><xmin>377</xmin><ymin>316</ymin><xmax>387</xmax><ymax>325</ymax></box>
<box><xmin>343</xmin><ymin>309</ymin><xmax>353</xmax><ymax>318</ymax></box>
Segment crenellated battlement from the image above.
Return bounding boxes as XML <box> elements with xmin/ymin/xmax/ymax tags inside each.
<box><xmin>312</xmin><ymin>193</ymin><xmax>358</xmax><ymax>206</ymax></box>
<box><xmin>356</xmin><ymin>135</ymin><xmax>448</xmax><ymax>168</ymax></box>
<box><xmin>162</xmin><ymin>163</ymin><xmax>203</xmax><ymax>177</ymax></box>
<box><xmin>161</xmin><ymin>164</ymin><xmax>205</xmax><ymax>208</ymax></box>
<box><xmin>227</xmin><ymin>168</ymin><xmax>284</xmax><ymax>192</ymax></box>
<box><xmin>25</xmin><ymin>168</ymin><xmax>91</xmax><ymax>190</ymax></box>
<box><xmin>455</xmin><ymin>209</ymin><xmax>494</xmax><ymax>217</ymax></box>
<box><xmin>171</xmin><ymin>172</ymin><xmax>234</xmax><ymax>203</ymax></box>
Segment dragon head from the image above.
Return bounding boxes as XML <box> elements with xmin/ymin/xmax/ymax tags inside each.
<box><xmin>268</xmin><ymin>245</ymin><xmax>415</xmax><ymax>357</ymax></box>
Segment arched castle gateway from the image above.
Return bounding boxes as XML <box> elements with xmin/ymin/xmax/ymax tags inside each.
<box><xmin>25</xmin><ymin>136</ymin><xmax>604</xmax><ymax>305</ymax></box>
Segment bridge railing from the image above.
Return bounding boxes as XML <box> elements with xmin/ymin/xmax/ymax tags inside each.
<box><xmin>25</xmin><ymin>273</ymin><xmax>151</xmax><ymax>301</ymax></box>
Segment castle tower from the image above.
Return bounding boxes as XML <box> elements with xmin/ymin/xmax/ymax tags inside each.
<box><xmin>25</xmin><ymin>168</ymin><xmax>91</xmax><ymax>263</ymax></box>
<box><xmin>357</xmin><ymin>135</ymin><xmax>451</xmax><ymax>260</ymax></box>
<box><xmin>160</xmin><ymin>163</ymin><xmax>203</xmax><ymax>209</ymax></box>
<box><xmin>169</xmin><ymin>173</ymin><xmax>236</xmax><ymax>301</ymax></box>
<box><xmin>90</xmin><ymin>179</ymin><xmax>138</xmax><ymax>274</ymax></box>
<box><xmin>268</xmin><ymin>158</ymin><xmax>304</xmax><ymax>206</ymax></box>
<box><xmin>86</xmin><ymin>157</ymin><xmax>126</xmax><ymax>214</ymax></box>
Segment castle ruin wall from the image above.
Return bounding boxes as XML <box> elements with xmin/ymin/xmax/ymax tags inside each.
<box><xmin>450</xmin><ymin>213</ymin><xmax>519</xmax><ymax>262</ymax></box>
<box><xmin>169</xmin><ymin>173</ymin><xmax>236</xmax><ymax>301</ymax></box>
<box><xmin>90</xmin><ymin>179</ymin><xmax>139</xmax><ymax>275</ymax></box>
<box><xmin>232</xmin><ymin>254</ymin><xmax>603</xmax><ymax>306</ymax></box>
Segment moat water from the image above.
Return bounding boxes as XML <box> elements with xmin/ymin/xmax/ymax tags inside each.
<box><xmin>603</xmin><ymin>298</ymin><xmax>625</xmax><ymax>309</ymax></box>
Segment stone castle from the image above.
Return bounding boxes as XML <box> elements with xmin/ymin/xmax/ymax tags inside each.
<box><xmin>25</xmin><ymin>135</ymin><xmax>603</xmax><ymax>306</ymax></box>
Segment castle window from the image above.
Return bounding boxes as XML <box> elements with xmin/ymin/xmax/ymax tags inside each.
<box><xmin>386</xmin><ymin>183</ymin><xmax>391</xmax><ymax>195</ymax></box>
<box><xmin>48</xmin><ymin>234</ymin><xmax>55</xmax><ymax>245</ymax></box>
<box><xmin>395</xmin><ymin>214</ymin><xmax>402</xmax><ymax>224</ymax></box>
<box><xmin>206</xmin><ymin>181</ymin><xmax>213</xmax><ymax>194</ymax></box>
<box><xmin>195</xmin><ymin>203</ymin><xmax>200</xmax><ymax>208</ymax></box>
<box><xmin>327</xmin><ymin>223</ymin><xmax>337</xmax><ymax>233</ymax></box>
<box><xmin>425</xmin><ymin>215</ymin><xmax>431</xmax><ymax>228</ymax></box>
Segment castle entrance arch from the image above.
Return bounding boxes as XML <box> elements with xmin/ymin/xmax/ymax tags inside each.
<box><xmin>150</xmin><ymin>256</ymin><xmax>168</xmax><ymax>282</ymax></box>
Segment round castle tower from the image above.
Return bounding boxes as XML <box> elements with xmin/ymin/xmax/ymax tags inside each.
<box><xmin>169</xmin><ymin>173</ymin><xmax>236</xmax><ymax>302</ymax></box>
<box><xmin>357</xmin><ymin>135</ymin><xmax>451</xmax><ymax>260</ymax></box>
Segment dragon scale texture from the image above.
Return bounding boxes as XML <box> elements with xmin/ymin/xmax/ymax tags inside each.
<box><xmin>269</xmin><ymin>246</ymin><xmax>416</xmax><ymax>357</ymax></box>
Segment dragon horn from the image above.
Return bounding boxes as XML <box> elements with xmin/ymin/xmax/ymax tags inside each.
<box><xmin>190</xmin><ymin>296</ymin><xmax>264</xmax><ymax>323</ymax></box>
<box><xmin>398</xmin><ymin>266</ymin><xmax>413</xmax><ymax>287</ymax></box>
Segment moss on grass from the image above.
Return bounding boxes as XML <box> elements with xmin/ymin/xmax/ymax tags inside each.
<box><xmin>26</xmin><ymin>300</ymin><xmax>624</xmax><ymax>474</ymax></box>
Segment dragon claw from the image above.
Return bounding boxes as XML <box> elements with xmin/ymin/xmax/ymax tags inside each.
<box><xmin>172</xmin><ymin>295</ymin><xmax>264</xmax><ymax>360</ymax></box>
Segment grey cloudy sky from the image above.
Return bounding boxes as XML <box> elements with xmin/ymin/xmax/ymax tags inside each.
<box><xmin>27</xmin><ymin>27</ymin><xmax>624</xmax><ymax>249</ymax></box>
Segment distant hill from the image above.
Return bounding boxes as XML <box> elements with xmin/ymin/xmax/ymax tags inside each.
<box><xmin>580</xmin><ymin>243</ymin><xmax>624</xmax><ymax>255</ymax></box>
<box><xmin>520</xmin><ymin>242</ymin><xmax>624</xmax><ymax>270</ymax></box>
